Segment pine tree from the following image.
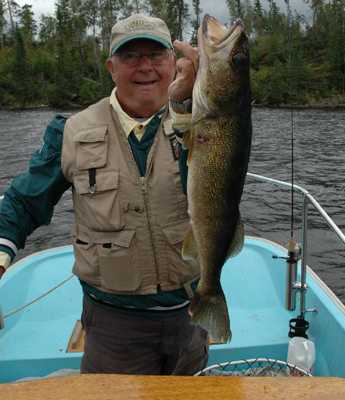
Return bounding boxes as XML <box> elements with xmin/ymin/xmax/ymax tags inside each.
<box><xmin>166</xmin><ymin>0</ymin><xmax>190</xmax><ymax>42</ymax></box>
<box><xmin>326</xmin><ymin>0</ymin><xmax>345</xmax><ymax>93</ymax></box>
<box><xmin>39</xmin><ymin>15</ymin><xmax>57</xmax><ymax>46</ymax></box>
<box><xmin>0</xmin><ymin>0</ymin><xmax>7</xmax><ymax>48</ymax></box>
<box><xmin>145</xmin><ymin>0</ymin><xmax>166</xmax><ymax>20</ymax></box>
<box><xmin>303</xmin><ymin>0</ymin><xmax>325</xmax><ymax>26</ymax></box>
<box><xmin>18</xmin><ymin>4</ymin><xmax>37</xmax><ymax>43</ymax></box>
<box><xmin>99</xmin><ymin>0</ymin><xmax>119</xmax><ymax>52</ymax></box>
<box><xmin>11</xmin><ymin>24</ymin><xmax>27</xmax><ymax>104</ymax></box>
<box><xmin>6</xmin><ymin>0</ymin><xmax>19</xmax><ymax>41</ymax></box>
<box><xmin>190</xmin><ymin>0</ymin><xmax>202</xmax><ymax>47</ymax></box>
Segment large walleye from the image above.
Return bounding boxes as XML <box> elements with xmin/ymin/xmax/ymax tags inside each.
<box><xmin>183</xmin><ymin>15</ymin><xmax>252</xmax><ymax>342</ymax></box>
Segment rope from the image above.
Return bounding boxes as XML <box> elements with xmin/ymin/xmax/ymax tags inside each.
<box><xmin>3</xmin><ymin>274</ymin><xmax>75</xmax><ymax>318</ymax></box>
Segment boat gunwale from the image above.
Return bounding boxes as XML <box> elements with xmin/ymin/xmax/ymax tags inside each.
<box><xmin>3</xmin><ymin>238</ymin><xmax>344</xmax><ymax>317</ymax></box>
<box><xmin>4</xmin><ymin>245</ymin><xmax>73</xmax><ymax>275</ymax></box>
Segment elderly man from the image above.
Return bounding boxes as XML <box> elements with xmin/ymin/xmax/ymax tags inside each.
<box><xmin>0</xmin><ymin>14</ymin><xmax>208</xmax><ymax>375</ymax></box>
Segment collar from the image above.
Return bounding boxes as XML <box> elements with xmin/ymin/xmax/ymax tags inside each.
<box><xmin>110</xmin><ymin>88</ymin><xmax>166</xmax><ymax>139</ymax></box>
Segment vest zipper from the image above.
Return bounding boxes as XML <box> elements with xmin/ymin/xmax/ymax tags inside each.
<box><xmin>140</xmin><ymin>176</ymin><xmax>147</xmax><ymax>195</ymax></box>
<box><xmin>125</xmin><ymin>139</ymin><xmax>160</xmax><ymax>285</ymax></box>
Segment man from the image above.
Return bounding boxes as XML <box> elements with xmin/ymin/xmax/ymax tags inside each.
<box><xmin>0</xmin><ymin>14</ymin><xmax>208</xmax><ymax>375</ymax></box>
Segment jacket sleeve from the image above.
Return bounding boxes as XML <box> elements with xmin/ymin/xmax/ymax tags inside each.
<box><xmin>0</xmin><ymin>115</ymin><xmax>71</xmax><ymax>262</ymax></box>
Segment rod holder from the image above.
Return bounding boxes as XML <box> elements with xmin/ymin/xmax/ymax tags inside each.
<box><xmin>285</xmin><ymin>240</ymin><xmax>301</xmax><ymax>311</ymax></box>
<box><xmin>286</xmin><ymin>256</ymin><xmax>298</xmax><ymax>311</ymax></box>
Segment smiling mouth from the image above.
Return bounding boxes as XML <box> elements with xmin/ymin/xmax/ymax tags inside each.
<box><xmin>135</xmin><ymin>80</ymin><xmax>158</xmax><ymax>85</ymax></box>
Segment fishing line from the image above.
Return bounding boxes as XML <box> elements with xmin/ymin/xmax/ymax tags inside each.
<box><xmin>285</xmin><ymin>0</ymin><xmax>295</xmax><ymax>249</ymax></box>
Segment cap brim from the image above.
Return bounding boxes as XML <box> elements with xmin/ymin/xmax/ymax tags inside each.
<box><xmin>111</xmin><ymin>35</ymin><xmax>172</xmax><ymax>55</ymax></box>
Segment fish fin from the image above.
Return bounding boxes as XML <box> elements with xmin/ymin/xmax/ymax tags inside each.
<box><xmin>189</xmin><ymin>289</ymin><xmax>232</xmax><ymax>343</ymax></box>
<box><xmin>182</xmin><ymin>128</ymin><xmax>195</xmax><ymax>166</ymax></box>
<box><xmin>182</xmin><ymin>225</ymin><xmax>198</xmax><ymax>261</ymax></box>
<box><xmin>226</xmin><ymin>214</ymin><xmax>244</xmax><ymax>260</ymax></box>
<box><xmin>182</xmin><ymin>127</ymin><xmax>193</xmax><ymax>149</ymax></box>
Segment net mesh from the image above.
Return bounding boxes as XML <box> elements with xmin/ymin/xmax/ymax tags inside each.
<box><xmin>195</xmin><ymin>358</ymin><xmax>312</xmax><ymax>377</ymax></box>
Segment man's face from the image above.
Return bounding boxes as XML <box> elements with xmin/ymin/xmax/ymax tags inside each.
<box><xmin>106</xmin><ymin>39</ymin><xmax>176</xmax><ymax>118</ymax></box>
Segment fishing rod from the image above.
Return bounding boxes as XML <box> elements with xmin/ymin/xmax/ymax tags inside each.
<box><xmin>272</xmin><ymin>1</ymin><xmax>311</xmax><ymax>339</ymax></box>
<box><xmin>285</xmin><ymin>0</ymin><xmax>311</xmax><ymax>339</ymax></box>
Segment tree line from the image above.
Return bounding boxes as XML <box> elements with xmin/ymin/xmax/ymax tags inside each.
<box><xmin>0</xmin><ymin>0</ymin><xmax>344</xmax><ymax>108</ymax></box>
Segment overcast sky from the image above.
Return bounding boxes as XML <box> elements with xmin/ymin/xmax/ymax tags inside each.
<box><xmin>15</xmin><ymin>0</ymin><xmax>312</xmax><ymax>28</ymax></box>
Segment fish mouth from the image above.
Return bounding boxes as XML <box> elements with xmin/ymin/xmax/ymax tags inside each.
<box><xmin>204</xmin><ymin>17</ymin><xmax>244</xmax><ymax>46</ymax></box>
<box><xmin>200</xmin><ymin>15</ymin><xmax>246</xmax><ymax>59</ymax></box>
<box><xmin>192</xmin><ymin>15</ymin><xmax>250</xmax><ymax>122</ymax></box>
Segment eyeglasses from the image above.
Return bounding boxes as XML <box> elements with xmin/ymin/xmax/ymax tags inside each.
<box><xmin>114</xmin><ymin>50</ymin><xmax>173</xmax><ymax>66</ymax></box>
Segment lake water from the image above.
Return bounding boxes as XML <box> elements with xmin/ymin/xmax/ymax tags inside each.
<box><xmin>0</xmin><ymin>107</ymin><xmax>344</xmax><ymax>303</ymax></box>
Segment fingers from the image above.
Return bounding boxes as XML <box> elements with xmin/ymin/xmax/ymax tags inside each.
<box><xmin>173</xmin><ymin>40</ymin><xmax>199</xmax><ymax>73</ymax></box>
<box><xmin>168</xmin><ymin>41</ymin><xmax>199</xmax><ymax>103</ymax></box>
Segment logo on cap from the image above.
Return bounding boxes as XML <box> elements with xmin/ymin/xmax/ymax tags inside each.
<box><xmin>124</xmin><ymin>19</ymin><xmax>156</xmax><ymax>32</ymax></box>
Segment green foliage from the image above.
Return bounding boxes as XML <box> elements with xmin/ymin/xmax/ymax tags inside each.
<box><xmin>78</xmin><ymin>79</ymin><xmax>103</xmax><ymax>104</ymax></box>
<box><xmin>0</xmin><ymin>0</ymin><xmax>344</xmax><ymax>108</ymax></box>
<box><xmin>11</xmin><ymin>26</ymin><xmax>28</xmax><ymax>105</ymax></box>
<box><xmin>251</xmin><ymin>62</ymin><xmax>285</xmax><ymax>105</ymax></box>
<box><xmin>251</xmin><ymin>35</ymin><xmax>287</xmax><ymax>68</ymax></box>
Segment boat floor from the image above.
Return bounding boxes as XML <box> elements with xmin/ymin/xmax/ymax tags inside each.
<box><xmin>1</xmin><ymin>238</ymin><xmax>344</xmax><ymax>381</ymax></box>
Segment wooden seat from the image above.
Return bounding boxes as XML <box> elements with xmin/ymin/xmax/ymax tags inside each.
<box><xmin>1</xmin><ymin>374</ymin><xmax>345</xmax><ymax>400</ymax></box>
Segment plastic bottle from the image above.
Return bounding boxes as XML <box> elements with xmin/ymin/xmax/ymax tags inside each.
<box><xmin>287</xmin><ymin>336</ymin><xmax>316</xmax><ymax>376</ymax></box>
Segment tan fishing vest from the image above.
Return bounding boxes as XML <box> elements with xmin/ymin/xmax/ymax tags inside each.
<box><xmin>61</xmin><ymin>98</ymin><xmax>200</xmax><ymax>295</ymax></box>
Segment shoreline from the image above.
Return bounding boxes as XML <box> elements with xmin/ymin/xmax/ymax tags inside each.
<box><xmin>1</xmin><ymin>98</ymin><xmax>345</xmax><ymax>111</ymax></box>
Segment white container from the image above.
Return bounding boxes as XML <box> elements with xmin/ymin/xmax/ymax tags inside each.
<box><xmin>287</xmin><ymin>336</ymin><xmax>316</xmax><ymax>375</ymax></box>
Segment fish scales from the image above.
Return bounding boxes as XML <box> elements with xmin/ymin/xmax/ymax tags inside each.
<box><xmin>182</xmin><ymin>15</ymin><xmax>252</xmax><ymax>343</ymax></box>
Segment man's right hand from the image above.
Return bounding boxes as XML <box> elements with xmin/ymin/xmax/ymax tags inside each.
<box><xmin>168</xmin><ymin>40</ymin><xmax>199</xmax><ymax>103</ymax></box>
<box><xmin>0</xmin><ymin>266</ymin><xmax>5</xmax><ymax>279</ymax></box>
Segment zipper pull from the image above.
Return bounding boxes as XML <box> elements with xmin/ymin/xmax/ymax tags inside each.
<box><xmin>140</xmin><ymin>177</ymin><xmax>147</xmax><ymax>195</ymax></box>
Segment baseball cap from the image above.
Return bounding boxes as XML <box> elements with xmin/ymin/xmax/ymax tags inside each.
<box><xmin>109</xmin><ymin>14</ymin><xmax>173</xmax><ymax>57</ymax></box>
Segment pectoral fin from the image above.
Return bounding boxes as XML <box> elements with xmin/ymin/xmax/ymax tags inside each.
<box><xmin>182</xmin><ymin>224</ymin><xmax>198</xmax><ymax>261</ymax></box>
<box><xmin>226</xmin><ymin>214</ymin><xmax>244</xmax><ymax>260</ymax></box>
<box><xmin>182</xmin><ymin>128</ymin><xmax>195</xmax><ymax>166</ymax></box>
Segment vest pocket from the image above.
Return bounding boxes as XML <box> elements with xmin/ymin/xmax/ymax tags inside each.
<box><xmin>73</xmin><ymin>169</ymin><xmax>125</xmax><ymax>231</ymax></box>
<box><xmin>72</xmin><ymin>239</ymin><xmax>102</xmax><ymax>287</ymax></box>
<box><xmin>162</xmin><ymin>219</ymin><xmax>200</xmax><ymax>285</ymax></box>
<box><xmin>73</xmin><ymin>124</ymin><xmax>108</xmax><ymax>170</ymax></box>
<box><xmin>97</xmin><ymin>230</ymin><xmax>142</xmax><ymax>292</ymax></box>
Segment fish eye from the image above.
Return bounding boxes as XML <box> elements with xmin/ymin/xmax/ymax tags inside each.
<box><xmin>232</xmin><ymin>53</ymin><xmax>247</xmax><ymax>66</ymax></box>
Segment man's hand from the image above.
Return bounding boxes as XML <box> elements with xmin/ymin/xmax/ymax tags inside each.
<box><xmin>168</xmin><ymin>40</ymin><xmax>199</xmax><ymax>103</ymax></box>
<box><xmin>0</xmin><ymin>266</ymin><xmax>5</xmax><ymax>279</ymax></box>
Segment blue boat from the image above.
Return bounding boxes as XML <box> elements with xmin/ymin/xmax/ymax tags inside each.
<box><xmin>0</xmin><ymin>173</ymin><xmax>344</xmax><ymax>383</ymax></box>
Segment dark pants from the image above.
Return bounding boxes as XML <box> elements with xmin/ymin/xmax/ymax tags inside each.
<box><xmin>80</xmin><ymin>296</ymin><xmax>209</xmax><ymax>375</ymax></box>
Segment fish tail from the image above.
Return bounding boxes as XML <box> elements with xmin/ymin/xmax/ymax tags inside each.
<box><xmin>189</xmin><ymin>289</ymin><xmax>232</xmax><ymax>343</ymax></box>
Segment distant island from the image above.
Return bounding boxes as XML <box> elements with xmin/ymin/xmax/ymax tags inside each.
<box><xmin>0</xmin><ymin>0</ymin><xmax>344</xmax><ymax>109</ymax></box>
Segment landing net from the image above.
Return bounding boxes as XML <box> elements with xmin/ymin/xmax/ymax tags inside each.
<box><xmin>195</xmin><ymin>358</ymin><xmax>311</xmax><ymax>377</ymax></box>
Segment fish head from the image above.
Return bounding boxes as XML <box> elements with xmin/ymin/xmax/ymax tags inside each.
<box><xmin>192</xmin><ymin>15</ymin><xmax>250</xmax><ymax>122</ymax></box>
